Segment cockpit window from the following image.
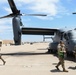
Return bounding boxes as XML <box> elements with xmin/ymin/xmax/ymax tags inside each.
<box><xmin>67</xmin><ymin>33</ymin><xmax>72</xmax><ymax>39</ymax></box>
<box><xmin>64</xmin><ymin>30</ymin><xmax>76</xmax><ymax>40</ymax></box>
<box><xmin>64</xmin><ymin>33</ymin><xmax>68</xmax><ymax>40</ymax></box>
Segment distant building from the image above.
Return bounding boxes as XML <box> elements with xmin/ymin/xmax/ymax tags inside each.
<box><xmin>0</xmin><ymin>40</ymin><xmax>2</xmax><ymax>46</ymax></box>
<box><xmin>2</xmin><ymin>40</ymin><xmax>14</xmax><ymax>45</ymax></box>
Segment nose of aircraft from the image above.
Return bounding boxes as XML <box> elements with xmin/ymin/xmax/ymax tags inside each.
<box><xmin>66</xmin><ymin>39</ymin><xmax>76</xmax><ymax>53</ymax></box>
<box><xmin>73</xmin><ymin>40</ymin><xmax>76</xmax><ymax>50</ymax></box>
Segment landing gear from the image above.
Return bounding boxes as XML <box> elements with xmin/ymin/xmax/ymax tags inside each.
<box><xmin>48</xmin><ymin>49</ymin><xmax>51</xmax><ymax>53</ymax></box>
<box><xmin>47</xmin><ymin>48</ymin><xmax>57</xmax><ymax>54</ymax></box>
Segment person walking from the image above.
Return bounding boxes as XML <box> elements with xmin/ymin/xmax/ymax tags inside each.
<box><xmin>0</xmin><ymin>40</ymin><xmax>6</xmax><ymax>65</ymax></box>
<box><xmin>55</xmin><ymin>40</ymin><xmax>68</xmax><ymax>72</ymax></box>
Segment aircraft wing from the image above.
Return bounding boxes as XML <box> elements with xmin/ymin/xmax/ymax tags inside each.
<box><xmin>8</xmin><ymin>0</ymin><xmax>19</xmax><ymax>14</ymax></box>
<box><xmin>22</xmin><ymin>27</ymin><xmax>58</xmax><ymax>35</ymax></box>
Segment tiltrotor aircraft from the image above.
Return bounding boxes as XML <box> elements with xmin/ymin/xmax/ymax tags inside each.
<box><xmin>0</xmin><ymin>0</ymin><xmax>76</xmax><ymax>55</ymax></box>
<box><xmin>22</xmin><ymin>27</ymin><xmax>76</xmax><ymax>55</ymax></box>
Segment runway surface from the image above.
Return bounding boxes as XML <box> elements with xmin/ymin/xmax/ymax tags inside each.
<box><xmin>0</xmin><ymin>42</ymin><xmax>76</xmax><ymax>75</ymax></box>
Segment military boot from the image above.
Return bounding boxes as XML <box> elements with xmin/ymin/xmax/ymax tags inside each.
<box><xmin>63</xmin><ymin>69</ymin><xmax>68</xmax><ymax>72</ymax></box>
<box><xmin>3</xmin><ymin>61</ymin><xmax>6</xmax><ymax>65</ymax></box>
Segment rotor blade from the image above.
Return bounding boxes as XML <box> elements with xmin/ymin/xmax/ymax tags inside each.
<box><xmin>72</xmin><ymin>12</ymin><xmax>76</xmax><ymax>14</ymax></box>
<box><xmin>8</xmin><ymin>0</ymin><xmax>19</xmax><ymax>14</ymax></box>
<box><xmin>21</xmin><ymin>14</ymin><xmax>47</xmax><ymax>16</ymax></box>
<box><xmin>0</xmin><ymin>14</ymin><xmax>14</xmax><ymax>19</ymax></box>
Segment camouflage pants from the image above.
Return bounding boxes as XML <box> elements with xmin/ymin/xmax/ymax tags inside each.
<box><xmin>57</xmin><ymin>57</ymin><xmax>65</xmax><ymax>70</ymax></box>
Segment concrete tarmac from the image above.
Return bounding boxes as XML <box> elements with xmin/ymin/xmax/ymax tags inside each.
<box><xmin>0</xmin><ymin>42</ymin><xmax>76</xmax><ymax>75</ymax></box>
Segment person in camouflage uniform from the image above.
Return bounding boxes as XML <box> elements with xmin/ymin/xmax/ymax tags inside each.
<box><xmin>0</xmin><ymin>41</ymin><xmax>6</xmax><ymax>65</ymax></box>
<box><xmin>55</xmin><ymin>40</ymin><xmax>68</xmax><ymax>72</ymax></box>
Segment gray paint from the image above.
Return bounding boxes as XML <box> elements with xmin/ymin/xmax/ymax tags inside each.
<box><xmin>48</xmin><ymin>29</ymin><xmax>76</xmax><ymax>53</ymax></box>
<box><xmin>12</xmin><ymin>16</ymin><xmax>21</xmax><ymax>45</ymax></box>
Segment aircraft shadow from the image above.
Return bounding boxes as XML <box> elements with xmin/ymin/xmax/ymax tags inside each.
<box><xmin>1</xmin><ymin>51</ymin><xmax>76</xmax><ymax>62</ymax></box>
<box><xmin>37</xmin><ymin>48</ymin><xmax>48</xmax><ymax>50</ymax></box>
<box><xmin>65</xmin><ymin>56</ymin><xmax>75</xmax><ymax>62</ymax></box>
<box><xmin>1</xmin><ymin>52</ymin><xmax>49</xmax><ymax>57</ymax></box>
<box><xmin>51</xmin><ymin>53</ymin><xmax>76</xmax><ymax>62</ymax></box>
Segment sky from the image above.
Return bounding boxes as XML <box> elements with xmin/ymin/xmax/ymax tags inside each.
<box><xmin>0</xmin><ymin>0</ymin><xmax>76</xmax><ymax>42</ymax></box>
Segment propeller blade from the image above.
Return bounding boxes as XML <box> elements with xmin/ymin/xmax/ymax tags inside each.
<box><xmin>0</xmin><ymin>14</ymin><xmax>14</xmax><ymax>19</ymax></box>
<box><xmin>72</xmin><ymin>12</ymin><xmax>76</xmax><ymax>14</ymax></box>
<box><xmin>0</xmin><ymin>13</ymin><xmax>47</xmax><ymax>19</ymax></box>
<box><xmin>21</xmin><ymin>14</ymin><xmax>47</xmax><ymax>16</ymax></box>
<box><xmin>8</xmin><ymin>0</ymin><xmax>20</xmax><ymax>14</ymax></box>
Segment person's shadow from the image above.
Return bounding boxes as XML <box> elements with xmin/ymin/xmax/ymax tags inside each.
<box><xmin>50</xmin><ymin>63</ymin><xmax>63</xmax><ymax>73</ymax></box>
<box><xmin>50</xmin><ymin>69</ymin><xmax>62</xmax><ymax>73</ymax></box>
<box><xmin>68</xmin><ymin>66</ymin><xmax>76</xmax><ymax>70</ymax></box>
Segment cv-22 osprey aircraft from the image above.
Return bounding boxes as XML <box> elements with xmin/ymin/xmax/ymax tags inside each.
<box><xmin>22</xmin><ymin>27</ymin><xmax>76</xmax><ymax>55</ymax></box>
<box><xmin>0</xmin><ymin>0</ymin><xmax>76</xmax><ymax>55</ymax></box>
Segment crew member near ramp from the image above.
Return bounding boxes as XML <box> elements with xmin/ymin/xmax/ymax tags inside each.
<box><xmin>0</xmin><ymin>40</ymin><xmax>6</xmax><ymax>65</ymax></box>
<box><xmin>55</xmin><ymin>40</ymin><xmax>68</xmax><ymax>72</ymax></box>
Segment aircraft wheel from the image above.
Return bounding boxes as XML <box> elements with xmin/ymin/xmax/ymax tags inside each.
<box><xmin>66</xmin><ymin>51</ymin><xmax>69</xmax><ymax>57</ymax></box>
<box><xmin>48</xmin><ymin>49</ymin><xmax>51</xmax><ymax>53</ymax></box>
<box><xmin>48</xmin><ymin>49</ymin><xmax>54</xmax><ymax>53</ymax></box>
